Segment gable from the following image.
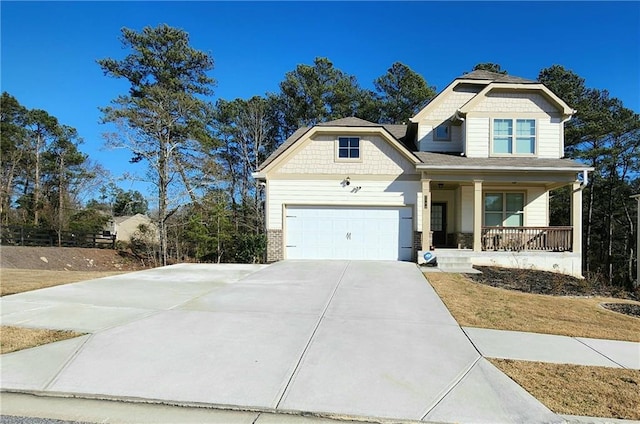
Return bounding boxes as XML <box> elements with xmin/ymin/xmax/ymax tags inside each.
<box><xmin>412</xmin><ymin>74</ymin><xmax>574</xmax><ymax>123</ymax></box>
<box><xmin>459</xmin><ymin>83</ymin><xmax>574</xmax><ymax>117</ymax></box>
<box><xmin>470</xmin><ymin>90</ymin><xmax>560</xmax><ymax>114</ymax></box>
<box><xmin>256</xmin><ymin>121</ymin><xmax>419</xmax><ymax>178</ymax></box>
<box><xmin>274</xmin><ymin>131</ymin><xmax>418</xmax><ymax>175</ymax></box>
<box><xmin>418</xmin><ymin>85</ymin><xmax>481</xmax><ymax>121</ymax></box>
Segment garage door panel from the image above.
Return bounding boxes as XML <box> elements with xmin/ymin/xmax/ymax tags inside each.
<box><xmin>285</xmin><ymin>206</ymin><xmax>412</xmax><ymax>261</ymax></box>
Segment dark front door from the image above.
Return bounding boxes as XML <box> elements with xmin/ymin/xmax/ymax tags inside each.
<box><xmin>431</xmin><ymin>203</ymin><xmax>447</xmax><ymax>247</ymax></box>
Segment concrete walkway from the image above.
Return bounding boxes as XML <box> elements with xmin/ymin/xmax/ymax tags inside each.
<box><xmin>464</xmin><ymin>327</ymin><xmax>640</xmax><ymax>370</ymax></box>
<box><xmin>1</xmin><ymin>261</ymin><xmax>636</xmax><ymax>423</ymax></box>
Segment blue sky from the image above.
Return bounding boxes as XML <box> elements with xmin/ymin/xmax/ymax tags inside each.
<box><xmin>2</xmin><ymin>1</ymin><xmax>639</xmax><ymax>199</ymax></box>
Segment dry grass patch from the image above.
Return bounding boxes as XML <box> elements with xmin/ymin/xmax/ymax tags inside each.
<box><xmin>1</xmin><ymin>268</ymin><xmax>126</xmax><ymax>296</ymax></box>
<box><xmin>426</xmin><ymin>273</ymin><xmax>640</xmax><ymax>342</ymax></box>
<box><xmin>490</xmin><ymin>359</ymin><xmax>640</xmax><ymax>420</ymax></box>
<box><xmin>1</xmin><ymin>326</ymin><xmax>86</xmax><ymax>354</ymax></box>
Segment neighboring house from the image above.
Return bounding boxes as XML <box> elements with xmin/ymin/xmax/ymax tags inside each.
<box><xmin>105</xmin><ymin>214</ymin><xmax>158</xmax><ymax>243</ymax></box>
<box><xmin>253</xmin><ymin>70</ymin><xmax>592</xmax><ymax>277</ymax></box>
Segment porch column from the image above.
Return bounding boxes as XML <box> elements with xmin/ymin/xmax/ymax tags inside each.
<box><xmin>473</xmin><ymin>180</ymin><xmax>483</xmax><ymax>252</ymax></box>
<box><xmin>422</xmin><ymin>178</ymin><xmax>431</xmax><ymax>250</ymax></box>
<box><xmin>571</xmin><ymin>181</ymin><xmax>582</xmax><ymax>263</ymax></box>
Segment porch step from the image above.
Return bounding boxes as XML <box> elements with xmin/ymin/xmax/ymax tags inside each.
<box><xmin>418</xmin><ymin>250</ymin><xmax>480</xmax><ymax>274</ymax></box>
<box><xmin>437</xmin><ymin>255</ymin><xmax>473</xmax><ymax>270</ymax></box>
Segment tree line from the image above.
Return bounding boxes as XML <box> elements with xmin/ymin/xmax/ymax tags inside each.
<box><xmin>1</xmin><ymin>24</ymin><xmax>638</xmax><ymax>288</ymax></box>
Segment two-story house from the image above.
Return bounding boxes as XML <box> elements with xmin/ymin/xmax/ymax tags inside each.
<box><xmin>253</xmin><ymin>70</ymin><xmax>592</xmax><ymax>276</ymax></box>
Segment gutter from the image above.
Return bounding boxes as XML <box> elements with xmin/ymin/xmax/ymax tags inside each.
<box><xmin>415</xmin><ymin>165</ymin><xmax>594</xmax><ymax>172</ymax></box>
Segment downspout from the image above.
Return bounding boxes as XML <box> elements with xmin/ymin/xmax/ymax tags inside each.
<box><xmin>559</xmin><ymin>111</ymin><xmax>576</xmax><ymax>158</ymax></box>
<box><xmin>454</xmin><ymin>110</ymin><xmax>466</xmax><ymax>156</ymax></box>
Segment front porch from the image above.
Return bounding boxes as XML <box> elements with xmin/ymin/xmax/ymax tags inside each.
<box><xmin>416</xmin><ymin>170</ymin><xmax>585</xmax><ymax>277</ymax></box>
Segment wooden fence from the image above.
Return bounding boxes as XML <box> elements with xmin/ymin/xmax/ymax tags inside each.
<box><xmin>0</xmin><ymin>226</ymin><xmax>116</xmax><ymax>249</ymax></box>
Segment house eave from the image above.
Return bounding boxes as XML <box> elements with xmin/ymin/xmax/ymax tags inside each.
<box><xmin>415</xmin><ymin>165</ymin><xmax>593</xmax><ymax>172</ymax></box>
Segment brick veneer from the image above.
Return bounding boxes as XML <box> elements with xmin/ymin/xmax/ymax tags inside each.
<box><xmin>266</xmin><ymin>229</ymin><xmax>283</xmax><ymax>262</ymax></box>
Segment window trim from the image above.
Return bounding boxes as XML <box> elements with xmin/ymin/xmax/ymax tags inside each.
<box><xmin>335</xmin><ymin>136</ymin><xmax>362</xmax><ymax>162</ymax></box>
<box><xmin>490</xmin><ymin>118</ymin><xmax>537</xmax><ymax>156</ymax></box>
<box><xmin>483</xmin><ymin>192</ymin><xmax>526</xmax><ymax>227</ymax></box>
<box><xmin>433</xmin><ymin>123</ymin><xmax>452</xmax><ymax>142</ymax></box>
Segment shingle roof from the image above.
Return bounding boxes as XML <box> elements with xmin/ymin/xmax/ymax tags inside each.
<box><xmin>256</xmin><ymin>126</ymin><xmax>311</xmax><ymax>171</ymax></box>
<box><xmin>256</xmin><ymin>118</ymin><xmax>410</xmax><ymax>172</ymax></box>
<box><xmin>414</xmin><ymin>152</ymin><xmax>590</xmax><ymax>170</ymax></box>
<box><xmin>317</xmin><ymin>117</ymin><xmax>379</xmax><ymax>127</ymax></box>
<box><xmin>457</xmin><ymin>70</ymin><xmax>537</xmax><ymax>84</ymax></box>
<box><xmin>315</xmin><ymin>117</ymin><xmax>409</xmax><ymax>140</ymax></box>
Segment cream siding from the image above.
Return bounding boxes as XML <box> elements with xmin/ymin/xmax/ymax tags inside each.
<box><xmin>537</xmin><ymin>116</ymin><xmax>563</xmax><ymax>159</ymax></box>
<box><xmin>416</xmin><ymin>87</ymin><xmax>478</xmax><ymax>153</ymax></box>
<box><xmin>418</xmin><ymin>123</ymin><xmax>464</xmax><ymax>152</ymax></box>
<box><xmin>460</xmin><ymin>185</ymin><xmax>474</xmax><ymax>232</ymax></box>
<box><xmin>526</xmin><ymin>187</ymin><xmax>549</xmax><ymax>226</ymax></box>
<box><xmin>465</xmin><ymin>118</ymin><xmax>490</xmax><ymax>158</ymax></box>
<box><xmin>474</xmin><ymin>91</ymin><xmax>558</xmax><ymax>113</ymax></box>
<box><xmin>276</xmin><ymin>134</ymin><xmax>415</xmax><ymax>175</ymax></box>
<box><xmin>421</xmin><ymin>88</ymin><xmax>479</xmax><ymax>120</ymax></box>
<box><xmin>452</xmin><ymin>185</ymin><xmax>548</xmax><ymax>232</ymax></box>
<box><xmin>266</xmin><ymin>179</ymin><xmax>420</xmax><ymax>230</ymax></box>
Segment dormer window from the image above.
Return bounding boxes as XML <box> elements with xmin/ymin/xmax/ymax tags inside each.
<box><xmin>434</xmin><ymin>123</ymin><xmax>451</xmax><ymax>141</ymax></box>
<box><xmin>337</xmin><ymin>137</ymin><xmax>360</xmax><ymax>160</ymax></box>
<box><xmin>493</xmin><ymin>119</ymin><xmax>536</xmax><ymax>155</ymax></box>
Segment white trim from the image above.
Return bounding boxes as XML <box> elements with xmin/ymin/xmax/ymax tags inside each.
<box><xmin>415</xmin><ymin>165</ymin><xmax>592</xmax><ymax>171</ymax></box>
<box><xmin>490</xmin><ymin>118</ymin><xmax>538</xmax><ymax>157</ymax></box>
<box><xmin>334</xmin><ymin>136</ymin><xmax>362</xmax><ymax>163</ymax></box>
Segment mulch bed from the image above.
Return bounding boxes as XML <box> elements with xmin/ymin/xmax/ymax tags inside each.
<box><xmin>601</xmin><ymin>303</ymin><xmax>640</xmax><ymax>318</ymax></box>
<box><xmin>468</xmin><ymin>266</ymin><xmax>639</xmax><ymax>318</ymax></box>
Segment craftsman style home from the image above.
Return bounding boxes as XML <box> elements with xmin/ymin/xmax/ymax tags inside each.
<box><xmin>253</xmin><ymin>70</ymin><xmax>592</xmax><ymax>276</ymax></box>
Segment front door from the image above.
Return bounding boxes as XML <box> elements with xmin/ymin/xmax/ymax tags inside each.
<box><xmin>431</xmin><ymin>203</ymin><xmax>447</xmax><ymax>247</ymax></box>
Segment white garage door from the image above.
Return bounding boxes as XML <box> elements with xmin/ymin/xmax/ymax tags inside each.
<box><xmin>285</xmin><ymin>206</ymin><xmax>413</xmax><ymax>260</ymax></box>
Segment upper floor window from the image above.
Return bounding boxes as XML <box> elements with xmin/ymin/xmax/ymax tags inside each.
<box><xmin>485</xmin><ymin>192</ymin><xmax>524</xmax><ymax>226</ymax></box>
<box><xmin>338</xmin><ymin>137</ymin><xmax>360</xmax><ymax>159</ymax></box>
<box><xmin>434</xmin><ymin>123</ymin><xmax>451</xmax><ymax>141</ymax></box>
<box><xmin>493</xmin><ymin>119</ymin><xmax>536</xmax><ymax>155</ymax></box>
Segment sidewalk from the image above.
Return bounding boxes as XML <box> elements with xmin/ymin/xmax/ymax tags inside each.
<box><xmin>463</xmin><ymin>327</ymin><xmax>640</xmax><ymax>370</ymax></box>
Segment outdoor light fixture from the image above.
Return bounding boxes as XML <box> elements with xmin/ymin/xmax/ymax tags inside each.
<box><xmin>341</xmin><ymin>176</ymin><xmax>351</xmax><ymax>187</ymax></box>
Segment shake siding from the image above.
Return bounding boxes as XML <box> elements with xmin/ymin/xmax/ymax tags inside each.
<box><xmin>465</xmin><ymin>118</ymin><xmax>490</xmax><ymax>158</ymax></box>
<box><xmin>422</xmin><ymin>89</ymin><xmax>478</xmax><ymax>120</ymax></box>
<box><xmin>267</xmin><ymin>180</ymin><xmax>420</xmax><ymax>230</ymax></box>
<box><xmin>277</xmin><ymin>134</ymin><xmax>415</xmax><ymax>175</ymax></box>
<box><xmin>417</xmin><ymin>88</ymin><xmax>477</xmax><ymax>153</ymax></box>
<box><xmin>537</xmin><ymin>117</ymin><xmax>562</xmax><ymax>158</ymax></box>
<box><xmin>474</xmin><ymin>92</ymin><xmax>558</xmax><ymax>113</ymax></box>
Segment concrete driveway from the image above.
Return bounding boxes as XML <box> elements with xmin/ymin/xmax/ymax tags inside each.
<box><xmin>1</xmin><ymin>261</ymin><xmax>561</xmax><ymax>423</ymax></box>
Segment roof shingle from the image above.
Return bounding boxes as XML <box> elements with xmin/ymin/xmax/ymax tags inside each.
<box><xmin>457</xmin><ymin>70</ymin><xmax>537</xmax><ymax>84</ymax></box>
<box><xmin>414</xmin><ymin>152</ymin><xmax>590</xmax><ymax>170</ymax></box>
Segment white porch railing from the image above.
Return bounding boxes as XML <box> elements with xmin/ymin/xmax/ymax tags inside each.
<box><xmin>481</xmin><ymin>226</ymin><xmax>573</xmax><ymax>252</ymax></box>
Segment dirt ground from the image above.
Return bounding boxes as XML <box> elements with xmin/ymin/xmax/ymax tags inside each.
<box><xmin>0</xmin><ymin>246</ymin><xmax>147</xmax><ymax>272</ymax></box>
